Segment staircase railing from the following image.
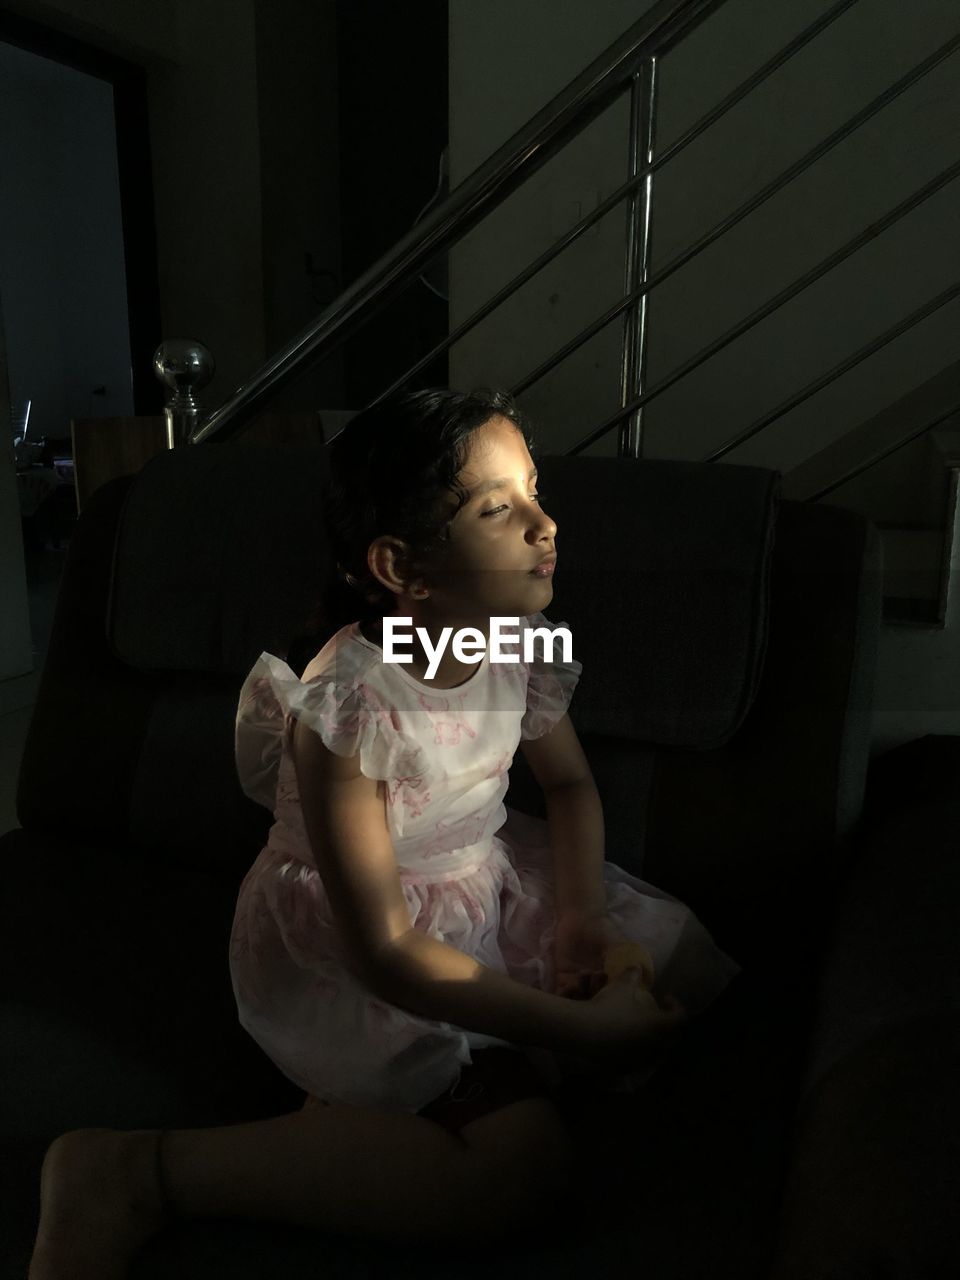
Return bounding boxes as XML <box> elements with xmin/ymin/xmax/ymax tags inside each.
<box><xmin>189</xmin><ymin>0</ymin><xmax>960</xmax><ymax>475</ymax></box>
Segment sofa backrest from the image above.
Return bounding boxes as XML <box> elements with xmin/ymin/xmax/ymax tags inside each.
<box><xmin>17</xmin><ymin>443</ymin><xmax>881</xmax><ymax>960</ymax></box>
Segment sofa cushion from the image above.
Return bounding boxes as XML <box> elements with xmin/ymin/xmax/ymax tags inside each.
<box><xmin>0</xmin><ymin>816</ymin><xmax>811</xmax><ymax>1280</ymax></box>
<box><xmin>108</xmin><ymin>446</ymin><xmax>779</xmax><ymax>751</ymax></box>
<box><xmin>107</xmin><ymin>444</ymin><xmax>334</xmax><ymax>679</ymax></box>
<box><xmin>15</xmin><ymin>473</ymin><xmax>272</xmax><ymax>868</ymax></box>
<box><xmin>540</xmin><ymin>455</ymin><xmax>780</xmax><ymax>749</ymax></box>
<box><xmin>0</xmin><ymin>826</ymin><xmax>302</xmax><ymax>1137</ymax></box>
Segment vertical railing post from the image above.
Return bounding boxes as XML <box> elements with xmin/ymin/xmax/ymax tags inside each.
<box><xmin>619</xmin><ymin>57</ymin><xmax>658</xmax><ymax>458</ymax></box>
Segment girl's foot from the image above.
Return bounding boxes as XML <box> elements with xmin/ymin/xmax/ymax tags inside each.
<box><xmin>29</xmin><ymin>1127</ymin><xmax>171</xmax><ymax>1280</ymax></box>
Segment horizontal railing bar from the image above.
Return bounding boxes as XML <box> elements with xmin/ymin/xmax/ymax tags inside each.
<box><xmin>805</xmin><ymin>401</ymin><xmax>960</xmax><ymax>503</ymax></box>
<box><xmin>370</xmin><ymin>0</ymin><xmax>861</xmax><ymax>408</ymax></box>
<box><xmin>570</xmin><ymin>282</ymin><xmax>960</xmax><ymax>459</ymax></box>
<box><xmin>559</xmin><ymin>157</ymin><xmax>960</xmax><ymax>454</ymax></box>
<box><xmin>704</xmin><ymin>282</ymin><xmax>960</xmax><ymax>461</ymax></box>
<box><xmin>513</xmin><ymin>32</ymin><xmax>960</xmax><ymax>397</ymax></box>
<box><xmin>190</xmin><ymin>0</ymin><xmax>724</xmax><ymax>444</ymax></box>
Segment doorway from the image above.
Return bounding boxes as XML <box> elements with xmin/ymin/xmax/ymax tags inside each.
<box><xmin>0</xmin><ymin>13</ymin><xmax>161</xmax><ymax>831</ymax></box>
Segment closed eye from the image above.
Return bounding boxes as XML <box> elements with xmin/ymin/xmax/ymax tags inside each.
<box><xmin>481</xmin><ymin>494</ymin><xmax>544</xmax><ymax>517</ymax></box>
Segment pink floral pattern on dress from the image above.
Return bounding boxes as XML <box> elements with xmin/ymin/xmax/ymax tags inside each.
<box><xmin>418</xmin><ymin>809</ymin><xmax>490</xmax><ymax>860</ymax></box>
<box><xmin>386</xmin><ymin>774</ymin><xmax>431</xmax><ymax>820</ymax></box>
<box><xmin>229</xmin><ymin>619</ymin><xmax>743</xmax><ymax>1113</ymax></box>
<box><xmin>484</xmin><ymin>750</ymin><xmax>511</xmax><ymax>780</ymax></box>
<box><xmin>229</xmin><ymin>882</ymin><xmax>278</xmax><ymax>1013</ymax></box>
<box><xmin>242</xmin><ymin>675</ymin><xmax>283</xmax><ymax>719</ymax></box>
<box><xmin>455</xmin><ymin>886</ymin><xmax>486</xmax><ymax>929</ymax></box>
<box><xmin>416</xmin><ymin>691</ymin><xmax>478</xmax><ymax>747</ymax></box>
<box><xmin>275</xmin><ymin>771</ymin><xmax>299</xmax><ymax>807</ymax></box>
<box><xmin>314</xmin><ymin>684</ymin><xmax>370</xmax><ymax>744</ymax></box>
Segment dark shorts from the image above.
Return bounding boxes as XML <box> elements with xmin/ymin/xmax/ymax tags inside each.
<box><xmin>416</xmin><ymin>1046</ymin><xmax>553</xmax><ymax>1134</ymax></box>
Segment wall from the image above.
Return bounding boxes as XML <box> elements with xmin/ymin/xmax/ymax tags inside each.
<box><xmin>448</xmin><ymin>0</ymin><xmax>960</xmax><ymax>466</ymax></box>
<box><xmin>0</xmin><ymin>0</ymin><xmax>343</xmax><ymax>684</ymax></box>
<box><xmin>143</xmin><ymin>0</ymin><xmax>268</xmax><ymax>408</ymax></box>
<box><xmin>0</xmin><ymin>39</ymin><xmax>133</xmax><ymax>682</ymax></box>
<box><xmin>0</xmin><ymin>0</ymin><xmax>344</xmax><ymax>414</ymax></box>
<box><xmin>448</xmin><ymin>0</ymin><xmax>960</xmax><ymax>753</ymax></box>
<box><xmin>0</xmin><ymin>41</ymin><xmax>133</xmax><ymax>436</ymax></box>
<box><xmin>254</xmin><ymin>0</ymin><xmax>343</xmax><ymax>413</ymax></box>
<box><xmin>0</xmin><ymin>0</ymin><xmax>178</xmax><ymax>66</ymax></box>
<box><xmin>0</xmin><ymin>295</ymin><xmax>31</xmax><ymax>683</ymax></box>
<box><xmin>334</xmin><ymin>0</ymin><xmax>449</xmax><ymax>408</ymax></box>
<box><xmin>874</xmin><ymin>493</ymin><xmax>960</xmax><ymax>756</ymax></box>
<box><xmin>449</xmin><ymin>0</ymin><xmax>642</xmax><ymax>455</ymax></box>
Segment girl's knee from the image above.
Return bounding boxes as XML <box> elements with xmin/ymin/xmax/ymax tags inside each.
<box><xmin>460</xmin><ymin>1098</ymin><xmax>576</xmax><ymax>1206</ymax></box>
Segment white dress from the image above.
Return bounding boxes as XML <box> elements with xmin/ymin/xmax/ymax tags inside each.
<box><xmin>229</xmin><ymin>611</ymin><xmax>741</xmax><ymax>1113</ymax></box>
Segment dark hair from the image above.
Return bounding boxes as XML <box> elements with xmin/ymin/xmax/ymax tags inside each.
<box><xmin>285</xmin><ymin>386</ymin><xmax>538</xmax><ymax>675</ymax></box>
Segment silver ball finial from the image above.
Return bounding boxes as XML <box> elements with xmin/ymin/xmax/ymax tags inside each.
<box><xmin>153</xmin><ymin>340</ymin><xmax>216</xmax><ymax>446</ymax></box>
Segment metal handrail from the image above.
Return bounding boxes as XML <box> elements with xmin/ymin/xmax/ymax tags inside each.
<box><xmin>807</xmin><ymin>402</ymin><xmax>960</xmax><ymax>503</ymax></box>
<box><xmin>188</xmin><ymin>0</ymin><xmax>957</xmax><ymax>509</ymax></box>
<box><xmin>559</xmin><ymin>157</ymin><xmax>960</xmax><ymax>453</ymax></box>
<box><xmin>568</xmin><ymin>279</ymin><xmax>960</xmax><ymax>458</ymax></box>
<box><xmin>191</xmin><ymin>0</ymin><xmax>725</xmax><ymax>445</ymax></box>
<box><xmin>367</xmin><ymin>0</ymin><xmax>861</xmax><ymax>409</ymax></box>
<box><xmin>706</xmin><ymin>282</ymin><xmax>960</xmax><ymax>461</ymax></box>
<box><xmin>510</xmin><ymin>34</ymin><xmax>960</xmax><ymax>399</ymax></box>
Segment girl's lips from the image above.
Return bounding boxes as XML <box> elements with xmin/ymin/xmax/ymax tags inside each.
<box><xmin>531</xmin><ymin>560</ymin><xmax>556</xmax><ymax>577</ymax></box>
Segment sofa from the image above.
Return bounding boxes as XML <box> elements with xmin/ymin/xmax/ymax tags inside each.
<box><xmin>5</xmin><ymin>439</ymin><xmax>952</xmax><ymax>1278</ymax></box>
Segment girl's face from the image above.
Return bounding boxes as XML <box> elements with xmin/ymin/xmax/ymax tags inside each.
<box><xmin>419</xmin><ymin>414</ymin><xmax>558</xmax><ymax>623</ymax></box>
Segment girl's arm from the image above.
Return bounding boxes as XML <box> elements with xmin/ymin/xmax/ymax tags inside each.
<box><xmin>375</xmin><ymin>930</ymin><xmax>591</xmax><ymax>1053</ymax></box>
<box><xmin>291</xmin><ymin>718</ymin><xmax>592</xmax><ymax>1054</ymax></box>
<box><xmin>290</xmin><ymin>717</ymin><xmax>418</xmax><ymax>980</ymax></box>
<box><xmin>519</xmin><ymin>713</ymin><xmax>608</xmax><ymax>916</ymax></box>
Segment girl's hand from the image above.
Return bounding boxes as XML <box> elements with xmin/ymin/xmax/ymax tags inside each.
<box><xmin>553</xmin><ymin>907</ymin><xmax>647</xmax><ymax>999</ymax></box>
<box><xmin>577</xmin><ymin>967</ymin><xmax>687</xmax><ymax>1069</ymax></box>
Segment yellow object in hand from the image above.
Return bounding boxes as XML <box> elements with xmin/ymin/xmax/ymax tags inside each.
<box><xmin>603</xmin><ymin>941</ymin><xmax>655</xmax><ymax>990</ymax></box>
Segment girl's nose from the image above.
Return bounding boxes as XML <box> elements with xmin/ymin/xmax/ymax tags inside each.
<box><xmin>535</xmin><ymin>507</ymin><xmax>557</xmax><ymax>539</ymax></box>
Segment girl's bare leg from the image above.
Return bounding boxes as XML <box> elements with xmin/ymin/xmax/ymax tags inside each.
<box><xmin>29</xmin><ymin>1094</ymin><xmax>574</xmax><ymax>1280</ymax></box>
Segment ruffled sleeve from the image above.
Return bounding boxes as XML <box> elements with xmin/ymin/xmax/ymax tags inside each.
<box><xmin>518</xmin><ymin>612</ymin><xmax>583</xmax><ymax>740</ymax></box>
<box><xmin>235</xmin><ymin>652</ymin><xmax>428</xmax><ymax>810</ymax></box>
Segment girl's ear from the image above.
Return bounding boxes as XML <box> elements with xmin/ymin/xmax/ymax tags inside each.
<box><xmin>367</xmin><ymin>537</ymin><xmax>429</xmax><ymax>599</ymax></box>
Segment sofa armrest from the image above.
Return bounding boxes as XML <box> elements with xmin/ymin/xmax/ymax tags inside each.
<box><xmin>769</xmin><ymin>779</ymin><xmax>960</xmax><ymax>1278</ymax></box>
<box><xmin>860</xmin><ymin>733</ymin><xmax>960</xmax><ymax>830</ymax></box>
